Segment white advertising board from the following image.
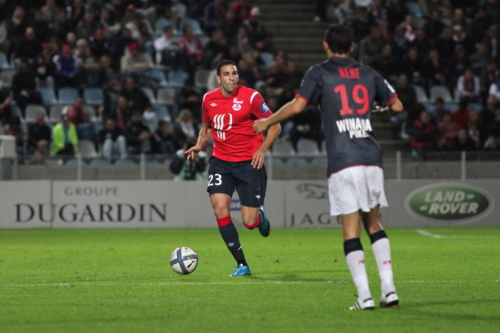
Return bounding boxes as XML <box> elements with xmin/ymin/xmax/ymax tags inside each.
<box><xmin>284</xmin><ymin>181</ymin><xmax>342</xmax><ymax>228</ymax></box>
<box><xmin>51</xmin><ymin>181</ymin><xmax>186</xmax><ymax>228</ymax></box>
<box><xmin>1</xmin><ymin>180</ymin><xmax>498</xmax><ymax>228</ymax></box>
<box><xmin>0</xmin><ymin>181</ymin><xmax>52</xmax><ymax>228</ymax></box>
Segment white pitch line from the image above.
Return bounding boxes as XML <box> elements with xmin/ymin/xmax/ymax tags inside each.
<box><xmin>415</xmin><ymin>229</ymin><xmax>496</xmax><ymax>239</ymax></box>
<box><xmin>416</xmin><ymin>229</ymin><xmax>454</xmax><ymax>238</ymax></box>
<box><xmin>4</xmin><ymin>280</ymin><xmax>498</xmax><ymax>287</ymax></box>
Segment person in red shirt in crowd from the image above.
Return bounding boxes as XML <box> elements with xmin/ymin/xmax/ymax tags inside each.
<box><xmin>180</xmin><ymin>25</ymin><xmax>204</xmax><ymax>75</ymax></box>
<box><xmin>66</xmin><ymin>96</ymin><xmax>95</xmax><ymax>141</ymax></box>
<box><xmin>410</xmin><ymin>110</ymin><xmax>436</xmax><ymax>159</ymax></box>
<box><xmin>185</xmin><ymin>60</ymin><xmax>280</xmax><ymax>277</ymax></box>
<box><xmin>231</xmin><ymin>0</ymin><xmax>253</xmax><ymax>24</ymax></box>
<box><xmin>67</xmin><ymin>96</ymin><xmax>90</xmax><ymax>125</ymax></box>
<box><xmin>437</xmin><ymin>112</ymin><xmax>458</xmax><ymax>147</ymax></box>
<box><xmin>452</xmin><ymin>98</ymin><xmax>472</xmax><ymax>129</ymax></box>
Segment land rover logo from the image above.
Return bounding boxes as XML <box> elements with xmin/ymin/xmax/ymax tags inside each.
<box><xmin>405</xmin><ymin>183</ymin><xmax>494</xmax><ymax>225</ymax></box>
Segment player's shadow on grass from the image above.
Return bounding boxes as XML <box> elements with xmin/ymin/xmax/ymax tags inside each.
<box><xmin>249</xmin><ymin>271</ymin><xmax>337</xmax><ymax>282</ymax></box>
<box><xmin>399</xmin><ymin>299</ymin><xmax>500</xmax><ymax>322</ymax></box>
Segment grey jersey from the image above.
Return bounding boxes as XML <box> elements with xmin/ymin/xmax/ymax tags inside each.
<box><xmin>297</xmin><ymin>56</ymin><xmax>397</xmax><ymax>175</ymax></box>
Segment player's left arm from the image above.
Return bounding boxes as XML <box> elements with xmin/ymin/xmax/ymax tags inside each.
<box><xmin>252</xmin><ymin>122</ymin><xmax>281</xmax><ymax>169</ymax></box>
<box><xmin>372</xmin><ymin>73</ymin><xmax>404</xmax><ymax>114</ymax></box>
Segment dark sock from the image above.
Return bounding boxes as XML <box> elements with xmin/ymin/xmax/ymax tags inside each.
<box><xmin>217</xmin><ymin>216</ymin><xmax>248</xmax><ymax>266</ymax></box>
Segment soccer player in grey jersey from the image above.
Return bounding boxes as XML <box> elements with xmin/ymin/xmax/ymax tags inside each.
<box><xmin>253</xmin><ymin>24</ymin><xmax>403</xmax><ymax>310</ymax></box>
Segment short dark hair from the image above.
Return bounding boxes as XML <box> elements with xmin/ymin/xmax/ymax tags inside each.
<box><xmin>324</xmin><ymin>24</ymin><xmax>353</xmax><ymax>55</ymax></box>
<box><xmin>216</xmin><ymin>60</ymin><xmax>237</xmax><ymax>76</ymax></box>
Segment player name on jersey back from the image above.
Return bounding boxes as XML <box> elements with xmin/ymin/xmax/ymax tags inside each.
<box><xmin>336</xmin><ymin>118</ymin><xmax>373</xmax><ymax>139</ymax></box>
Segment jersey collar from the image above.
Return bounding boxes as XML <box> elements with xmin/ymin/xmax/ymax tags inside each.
<box><xmin>328</xmin><ymin>56</ymin><xmax>355</xmax><ymax>66</ymax></box>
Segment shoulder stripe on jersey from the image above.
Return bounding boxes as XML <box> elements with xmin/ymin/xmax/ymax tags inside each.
<box><xmin>202</xmin><ymin>93</ymin><xmax>208</xmax><ymax>103</ymax></box>
<box><xmin>250</xmin><ymin>91</ymin><xmax>259</xmax><ymax>104</ymax></box>
<box><xmin>384</xmin><ymin>79</ymin><xmax>396</xmax><ymax>94</ymax></box>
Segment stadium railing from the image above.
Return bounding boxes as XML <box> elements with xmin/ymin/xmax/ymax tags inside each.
<box><xmin>3</xmin><ymin>151</ymin><xmax>500</xmax><ymax>181</ymax></box>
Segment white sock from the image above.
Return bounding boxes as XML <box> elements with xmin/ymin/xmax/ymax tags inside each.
<box><xmin>372</xmin><ymin>237</ymin><xmax>396</xmax><ymax>296</ymax></box>
<box><xmin>346</xmin><ymin>250</ymin><xmax>372</xmax><ymax>301</ymax></box>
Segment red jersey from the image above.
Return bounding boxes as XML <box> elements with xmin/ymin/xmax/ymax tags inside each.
<box><xmin>202</xmin><ymin>85</ymin><xmax>273</xmax><ymax>162</ymax></box>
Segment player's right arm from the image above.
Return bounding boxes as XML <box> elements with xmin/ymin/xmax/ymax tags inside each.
<box><xmin>254</xmin><ymin>65</ymin><xmax>322</xmax><ymax>134</ymax></box>
<box><xmin>185</xmin><ymin>122</ymin><xmax>212</xmax><ymax>160</ymax></box>
<box><xmin>253</xmin><ymin>97</ymin><xmax>307</xmax><ymax>134</ymax></box>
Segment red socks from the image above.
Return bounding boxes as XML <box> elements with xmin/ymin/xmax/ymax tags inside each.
<box><xmin>245</xmin><ymin>216</ymin><xmax>260</xmax><ymax>230</ymax></box>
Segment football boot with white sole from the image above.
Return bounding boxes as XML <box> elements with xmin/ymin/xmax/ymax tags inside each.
<box><xmin>380</xmin><ymin>292</ymin><xmax>399</xmax><ymax>308</ymax></box>
<box><xmin>349</xmin><ymin>298</ymin><xmax>375</xmax><ymax>310</ymax></box>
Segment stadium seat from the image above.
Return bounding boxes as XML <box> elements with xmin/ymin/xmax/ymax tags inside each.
<box><xmin>199</xmin><ymin>36</ymin><xmax>210</xmax><ymax>48</ymax></box>
<box><xmin>83</xmin><ymin>105</ymin><xmax>97</xmax><ymax>122</ymax></box>
<box><xmin>321</xmin><ymin>140</ymin><xmax>327</xmax><ymax>153</ymax></box>
<box><xmin>0</xmin><ymin>69</ymin><xmax>16</xmax><ymax>88</ymax></box>
<box><xmin>167</xmin><ymin>70</ymin><xmax>189</xmax><ymax>88</ymax></box>
<box><xmin>65</xmin><ymin>158</ymin><xmax>85</xmax><ymax>166</ymax></box>
<box><xmin>259</xmin><ymin>52</ymin><xmax>273</xmax><ymax>70</ymax></box>
<box><xmin>270</xmin><ymin>157</ymin><xmax>283</xmax><ymax>165</ymax></box>
<box><xmin>469</xmin><ymin>103</ymin><xmax>482</xmax><ymax>112</ymax></box>
<box><xmin>35</xmin><ymin>76</ymin><xmax>54</xmax><ymax>90</ymax></box>
<box><xmin>83</xmin><ymin>88</ymin><xmax>104</xmax><ymax>106</ymax></box>
<box><xmin>90</xmin><ymin>158</ymin><xmax>111</xmax><ymax>165</ymax></box>
<box><xmin>38</xmin><ymin>88</ymin><xmax>58</xmax><ymax>106</ymax></box>
<box><xmin>77</xmin><ymin>140</ymin><xmax>98</xmax><ymax>158</ymax></box>
<box><xmin>179</xmin><ymin>18</ymin><xmax>203</xmax><ymax>35</ymax></box>
<box><xmin>0</xmin><ymin>52</ymin><xmax>11</xmax><ymax>69</ymax></box>
<box><xmin>58</xmin><ymin>88</ymin><xmax>79</xmax><ymax>105</ymax></box>
<box><xmin>93</xmin><ymin>122</ymin><xmax>103</xmax><ymax>136</ymax></box>
<box><xmin>115</xmin><ymin>159</ymin><xmax>136</xmax><ymax>165</ymax></box>
<box><xmin>406</xmin><ymin>2</ymin><xmax>423</xmax><ymax>18</ymax></box>
<box><xmin>157</xmin><ymin>88</ymin><xmax>176</xmax><ymax>106</ymax></box>
<box><xmin>207</xmin><ymin>70</ymin><xmax>218</xmax><ymax>91</ymax></box>
<box><xmin>49</xmin><ymin>105</ymin><xmax>65</xmax><ymax>123</ymax></box>
<box><xmin>25</xmin><ymin>105</ymin><xmax>47</xmax><ymax>123</ymax></box>
<box><xmin>11</xmin><ymin>104</ymin><xmax>25</xmax><ymax>123</ymax></box>
<box><xmin>141</xmin><ymin>87</ymin><xmax>157</xmax><ymax>104</ymax></box>
<box><xmin>272</xmin><ymin>140</ymin><xmax>296</xmax><ymax>156</ymax></box>
<box><xmin>194</xmin><ymin>69</ymin><xmax>211</xmax><ymax>90</ymax></box>
<box><xmin>153</xmin><ymin>104</ymin><xmax>171</xmax><ymax>122</ymax></box>
<box><xmin>155</xmin><ymin>18</ymin><xmax>176</xmax><ymax>36</ymax></box>
<box><xmin>430</xmin><ymin>86</ymin><xmax>453</xmax><ymax>103</ymax></box>
<box><xmin>413</xmin><ymin>85</ymin><xmax>429</xmax><ymax>103</ymax></box>
<box><xmin>297</xmin><ymin>138</ymin><xmax>321</xmax><ymax>156</ymax></box>
<box><xmin>287</xmin><ymin>157</ymin><xmax>308</xmax><ymax>164</ymax></box>
<box><xmin>311</xmin><ymin>156</ymin><xmax>328</xmax><ymax>165</ymax></box>
<box><xmin>144</xmin><ymin>69</ymin><xmax>168</xmax><ymax>87</ymax></box>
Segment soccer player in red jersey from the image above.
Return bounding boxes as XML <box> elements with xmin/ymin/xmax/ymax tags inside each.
<box><xmin>254</xmin><ymin>25</ymin><xmax>403</xmax><ymax>309</ymax></box>
<box><xmin>186</xmin><ymin>60</ymin><xmax>281</xmax><ymax>276</ymax></box>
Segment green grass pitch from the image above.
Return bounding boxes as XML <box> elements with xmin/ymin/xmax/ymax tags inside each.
<box><xmin>1</xmin><ymin>227</ymin><xmax>499</xmax><ymax>333</ymax></box>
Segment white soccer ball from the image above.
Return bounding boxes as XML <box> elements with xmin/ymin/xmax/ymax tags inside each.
<box><xmin>170</xmin><ymin>247</ymin><xmax>198</xmax><ymax>275</ymax></box>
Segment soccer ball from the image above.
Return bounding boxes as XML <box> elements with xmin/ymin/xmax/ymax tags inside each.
<box><xmin>170</xmin><ymin>247</ymin><xmax>198</xmax><ymax>275</ymax></box>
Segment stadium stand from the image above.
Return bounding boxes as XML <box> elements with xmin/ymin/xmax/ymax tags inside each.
<box><xmin>0</xmin><ymin>0</ymin><xmax>497</xmax><ymax>177</ymax></box>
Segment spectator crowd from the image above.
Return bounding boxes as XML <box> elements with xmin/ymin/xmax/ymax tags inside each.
<box><xmin>330</xmin><ymin>0</ymin><xmax>500</xmax><ymax>158</ymax></box>
<box><xmin>0</xmin><ymin>0</ymin><xmax>500</xmax><ymax>168</ymax></box>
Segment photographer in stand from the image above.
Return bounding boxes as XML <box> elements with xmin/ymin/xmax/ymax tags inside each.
<box><xmin>169</xmin><ymin>137</ymin><xmax>208</xmax><ymax>181</ymax></box>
